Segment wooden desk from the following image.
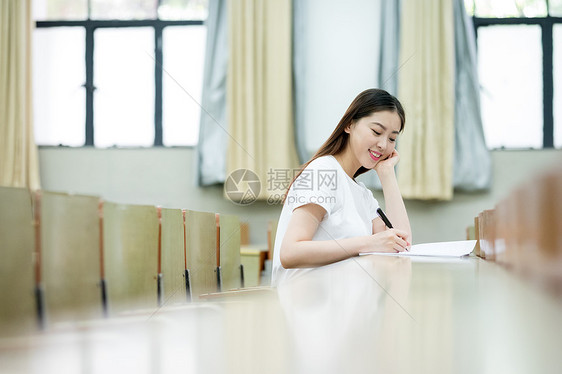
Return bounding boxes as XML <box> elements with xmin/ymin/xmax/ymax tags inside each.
<box><xmin>1</xmin><ymin>255</ymin><xmax>561</xmax><ymax>373</ymax></box>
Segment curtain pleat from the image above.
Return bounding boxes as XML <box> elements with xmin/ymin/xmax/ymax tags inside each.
<box><xmin>452</xmin><ymin>0</ymin><xmax>492</xmax><ymax>190</ymax></box>
<box><xmin>397</xmin><ymin>0</ymin><xmax>455</xmax><ymax>200</ymax></box>
<box><xmin>227</xmin><ymin>0</ymin><xmax>299</xmax><ymax>201</ymax></box>
<box><xmin>291</xmin><ymin>0</ymin><xmax>309</xmax><ymax>165</ymax></box>
<box><xmin>0</xmin><ymin>0</ymin><xmax>40</xmax><ymax>189</ymax></box>
<box><xmin>197</xmin><ymin>0</ymin><xmax>229</xmax><ymax>186</ymax></box>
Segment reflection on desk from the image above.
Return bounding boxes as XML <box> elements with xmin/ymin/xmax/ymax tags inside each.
<box><xmin>1</xmin><ymin>255</ymin><xmax>561</xmax><ymax>374</ymax></box>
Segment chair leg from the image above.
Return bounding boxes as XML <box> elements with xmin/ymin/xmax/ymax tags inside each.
<box><xmin>185</xmin><ymin>269</ymin><xmax>191</xmax><ymax>302</ymax></box>
<box><xmin>157</xmin><ymin>273</ymin><xmax>163</xmax><ymax>307</ymax></box>
<box><xmin>35</xmin><ymin>284</ymin><xmax>45</xmax><ymax>329</ymax></box>
<box><xmin>239</xmin><ymin>264</ymin><xmax>245</xmax><ymax>289</ymax></box>
<box><xmin>216</xmin><ymin>266</ymin><xmax>222</xmax><ymax>292</ymax></box>
<box><xmin>100</xmin><ymin>278</ymin><xmax>108</xmax><ymax>317</ymax></box>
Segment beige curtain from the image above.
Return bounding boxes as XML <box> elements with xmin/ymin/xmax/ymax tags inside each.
<box><xmin>397</xmin><ymin>0</ymin><xmax>455</xmax><ymax>200</ymax></box>
<box><xmin>227</xmin><ymin>0</ymin><xmax>299</xmax><ymax>201</ymax></box>
<box><xmin>0</xmin><ymin>0</ymin><xmax>40</xmax><ymax>190</ymax></box>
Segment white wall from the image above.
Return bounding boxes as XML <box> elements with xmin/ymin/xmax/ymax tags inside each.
<box><xmin>38</xmin><ymin>147</ymin><xmax>561</xmax><ymax>245</ymax></box>
<box><xmin>38</xmin><ymin>147</ymin><xmax>281</xmax><ymax>246</ymax></box>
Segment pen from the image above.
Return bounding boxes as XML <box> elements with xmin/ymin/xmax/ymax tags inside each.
<box><xmin>376</xmin><ymin>208</ymin><xmax>393</xmax><ymax>229</ymax></box>
<box><xmin>376</xmin><ymin>207</ymin><xmax>409</xmax><ymax>251</ymax></box>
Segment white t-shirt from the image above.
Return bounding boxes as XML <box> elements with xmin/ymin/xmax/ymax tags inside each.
<box><xmin>271</xmin><ymin>155</ymin><xmax>380</xmax><ymax>286</ymax></box>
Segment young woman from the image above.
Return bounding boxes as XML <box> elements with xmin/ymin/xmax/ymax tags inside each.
<box><xmin>271</xmin><ymin>88</ymin><xmax>412</xmax><ymax>286</ymax></box>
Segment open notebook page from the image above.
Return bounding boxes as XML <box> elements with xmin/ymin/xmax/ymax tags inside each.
<box><xmin>359</xmin><ymin>240</ymin><xmax>477</xmax><ymax>257</ymax></box>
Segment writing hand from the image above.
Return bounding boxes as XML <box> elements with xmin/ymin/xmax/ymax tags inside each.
<box><xmin>363</xmin><ymin>228</ymin><xmax>409</xmax><ymax>253</ymax></box>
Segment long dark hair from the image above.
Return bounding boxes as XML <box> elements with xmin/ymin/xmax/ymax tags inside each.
<box><xmin>287</xmin><ymin>88</ymin><xmax>405</xmax><ymax>194</ymax></box>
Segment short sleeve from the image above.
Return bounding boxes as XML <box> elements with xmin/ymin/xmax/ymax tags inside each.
<box><xmin>365</xmin><ymin>187</ymin><xmax>380</xmax><ymax>222</ymax></box>
<box><xmin>286</xmin><ymin>159</ymin><xmax>338</xmax><ymax>217</ymax></box>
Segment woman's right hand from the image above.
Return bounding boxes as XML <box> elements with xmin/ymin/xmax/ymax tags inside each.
<box><xmin>363</xmin><ymin>229</ymin><xmax>410</xmax><ymax>253</ymax></box>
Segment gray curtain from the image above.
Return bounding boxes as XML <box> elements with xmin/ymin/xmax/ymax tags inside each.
<box><xmin>378</xmin><ymin>0</ymin><xmax>401</xmax><ymax>97</ymax></box>
<box><xmin>452</xmin><ymin>0</ymin><xmax>491</xmax><ymax>190</ymax></box>
<box><xmin>197</xmin><ymin>0</ymin><xmax>228</xmax><ymax>186</ymax></box>
<box><xmin>292</xmin><ymin>0</ymin><xmax>309</xmax><ymax>165</ymax></box>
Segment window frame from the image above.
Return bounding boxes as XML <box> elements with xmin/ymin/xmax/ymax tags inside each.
<box><xmin>35</xmin><ymin>18</ymin><xmax>205</xmax><ymax>147</ymax></box>
<box><xmin>471</xmin><ymin>14</ymin><xmax>562</xmax><ymax>149</ymax></box>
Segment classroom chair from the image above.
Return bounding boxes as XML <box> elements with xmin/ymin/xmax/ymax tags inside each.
<box><xmin>494</xmin><ymin>199</ymin><xmax>509</xmax><ymax>266</ymax></box>
<box><xmin>185</xmin><ymin>210</ymin><xmax>218</xmax><ymax>300</ymax></box>
<box><xmin>40</xmin><ymin>191</ymin><xmax>104</xmax><ymax>324</ymax></box>
<box><xmin>267</xmin><ymin>219</ymin><xmax>279</xmax><ymax>262</ymax></box>
<box><xmin>103</xmin><ymin>202</ymin><xmax>159</xmax><ymax>315</ymax></box>
<box><xmin>478</xmin><ymin>209</ymin><xmax>496</xmax><ymax>261</ymax></box>
<box><xmin>217</xmin><ymin>214</ymin><xmax>243</xmax><ymax>291</ymax></box>
<box><xmin>240</xmin><ymin>221</ymin><xmax>250</xmax><ymax>245</ymax></box>
<box><xmin>466</xmin><ymin>225</ymin><xmax>475</xmax><ymax>241</ymax></box>
<box><xmin>524</xmin><ymin>169</ymin><xmax>562</xmax><ymax>284</ymax></box>
<box><xmin>159</xmin><ymin>208</ymin><xmax>187</xmax><ymax>306</ymax></box>
<box><xmin>473</xmin><ymin>216</ymin><xmax>481</xmax><ymax>258</ymax></box>
<box><xmin>0</xmin><ymin>187</ymin><xmax>37</xmax><ymax>337</ymax></box>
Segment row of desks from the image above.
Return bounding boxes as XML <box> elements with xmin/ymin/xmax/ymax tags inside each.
<box><xmin>1</xmin><ymin>254</ymin><xmax>561</xmax><ymax>373</ymax></box>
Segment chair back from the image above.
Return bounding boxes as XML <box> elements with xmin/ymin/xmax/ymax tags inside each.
<box><xmin>160</xmin><ymin>208</ymin><xmax>187</xmax><ymax>305</ymax></box>
<box><xmin>0</xmin><ymin>187</ymin><xmax>36</xmax><ymax>336</ymax></box>
<box><xmin>41</xmin><ymin>191</ymin><xmax>103</xmax><ymax>323</ymax></box>
<box><xmin>219</xmin><ymin>214</ymin><xmax>242</xmax><ymax>291</ymax></box>
<box><xmin>185</xmin><ymin>210</ymin><xmax>217</xmax><ymax>299</ymax></box>
<box><xmin>103</xmin><ymin>202</ymin><xmax>159</xmax><ymax>314</ymax></box>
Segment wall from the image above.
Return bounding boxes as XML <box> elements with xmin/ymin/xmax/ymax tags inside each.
<box><xmin>301</xmin><ymin>0</ymin><xmax>382</xmax><ymax>155</ymax></box>
<box><xmin>39</xmin><ymin>147</ymin><xmax>561</xmax><ymax>245</ymax></box>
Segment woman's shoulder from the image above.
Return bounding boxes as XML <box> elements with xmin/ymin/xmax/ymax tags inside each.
<box><xmin>306</xmin><ymin>155</ymin><xmax>338</xmax><ymax>170</ymax></box>
<box><xmin>300</xmin><ymin>156</ymin><xmax>341</xmax><ymax>184</ymax></box>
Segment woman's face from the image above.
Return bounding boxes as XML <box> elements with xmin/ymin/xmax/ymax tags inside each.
<box><xmin>345</xmin><ymin>110</ymin><xmax>402</xmax><ymax>169</ymax></box>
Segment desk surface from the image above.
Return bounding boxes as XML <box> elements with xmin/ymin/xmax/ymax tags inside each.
<box><xmin>1</xmin><ymin>255</ymin><xmax>561</xmax><ymax>374</ymax></box>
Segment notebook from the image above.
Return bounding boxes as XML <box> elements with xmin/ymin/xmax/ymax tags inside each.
<box><xmin>359</xmin><ymin>240</ymin><xmax>477</xmax><ymax>258</ymax></box>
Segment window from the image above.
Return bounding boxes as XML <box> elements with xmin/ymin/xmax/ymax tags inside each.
<box><xmin>33</xmin><ymin>0</ymin><xmax>208</xmax><ymax>147</ymax></box>
<box><xmin>465</xmin><ymin>0</ymin><xmax>562</xmax><ymax>149</ymax></box>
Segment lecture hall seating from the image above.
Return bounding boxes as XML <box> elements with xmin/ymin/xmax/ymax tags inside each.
<box><xmin>40</xmin><ymin>191</ymin><xmax>104</xmax><ymax>324</ymax></box>
<box><xmin>475</xmin><ymin>162</ymin><xmax>562</xmax><ymax>291</ymax></box>
<box><xmin>217</xmin><ymin>213</ymin><xmax>244</xmax><ymax>291</ymax></box>
<box><xmin>0</xmin><ymin>187</ymin><xmax>37</xmax><ymax>337</ymax></box>
<box><xmin>160</xmin><ymin>207</ymin><xmax>187</xmax><ymax>306</ymax></box>
<box><xmin>185</xmin><ymin>209</ymin><xmax>219</xmax><ymax>300</ymax></box>
<box><xmin>103</xmin><ymin>202</ymin><xmax>159</xmax><ymax>315</ymax></box>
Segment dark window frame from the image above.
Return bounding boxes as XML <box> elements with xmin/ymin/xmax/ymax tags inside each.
<box><xmin>35</xmin><ymin>18</ymin><xmax>205</xmax><ymax>147</ymax></box>
<box><xmin>471</xmin><ymin>15</ymin><xmax>562</xmax><ymax>149</ymax></box>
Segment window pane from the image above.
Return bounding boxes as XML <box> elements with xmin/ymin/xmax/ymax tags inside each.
<box><xmin>90</xmin><ymin>0</ymin><xmax>156</xmax><ymax>20</ymax></box>
<box><xmin>33</xmin><ymin>28</ymin><xmax>85</xmax><ymax>146</ymax></box>
<box><xmin>551</xmin><ymin>0</ymin><xmax>562</xmax><ymax>18</ymax></box>
<box><xmin>554</xmin><ymin>25</ymin><xmax>562</xmax><ymax>148</ymax></box>
<box><xmin>159</xmin><ymin>0</ymin><xmax>209</xmax><ymax>20</ymax></box>
<box><xmin>162</xmin><ymin>26</ymin><xmax>206</xmax><ymax>146</ymax></box>
<box><xmin>478</xmin><ymin>25</ymin><xmax>543</xmax><ymax>149</ymax></box>
<box><xmin>94</xmin><ymin>28</ymin><xmax>154</xmax><ymax>147</ymax></box>
<box><xmin>33</xmin><ymin>0</ymin><xmax>87</xmax><ymax>20</ymax></box>
<box><xmin>474</xmin><ymin>0</ymin><xmax>547</xmax><ymax>17</ymax></box>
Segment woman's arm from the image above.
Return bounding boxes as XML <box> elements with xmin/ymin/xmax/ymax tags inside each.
<box><xmin>373</xmin><ymin>149</ymin><xmax>412</xmax><ymax>243</ymax></box>
<box><xmin>280</xmin><ymin>203</ymin><xmax>409</xmax><ymax>269</ymax></box>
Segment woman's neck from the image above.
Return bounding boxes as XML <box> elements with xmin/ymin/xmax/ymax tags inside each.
<box><xmin>333</xmin><ymin>148</ymin><xmax>361</xmax><ymax>180</ymax></box>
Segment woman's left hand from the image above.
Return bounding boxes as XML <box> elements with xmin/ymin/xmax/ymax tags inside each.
<box><xmin>374</xmin><ymin>149</ymin><xmax>400</xmax><ymax>174</ymax></box>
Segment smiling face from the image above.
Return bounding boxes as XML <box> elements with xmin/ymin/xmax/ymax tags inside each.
<box><xmin>345</xmin><ymin>110</ymin><xmax>402</xmax><ymax>170</ymax></box>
